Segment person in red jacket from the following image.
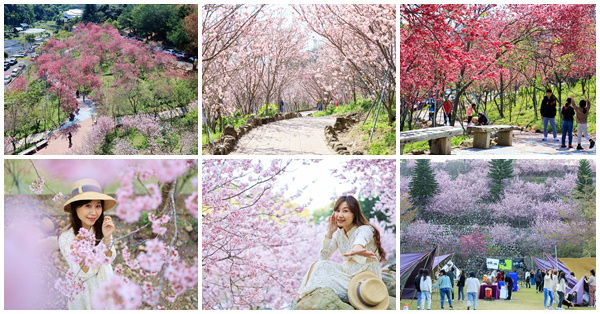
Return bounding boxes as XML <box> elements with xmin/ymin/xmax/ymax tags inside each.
<box><xmin>442</xmin><ymin>100</ymin><xmax>453</xmax><ymax>126</ymax></box>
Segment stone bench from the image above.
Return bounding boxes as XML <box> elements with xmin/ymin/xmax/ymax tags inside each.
<box><xmin>400</xmin><ymin>126</ymin><xmax>464</xmax><ymax>155</ymax></box>
<box><xmin>467</xmin><ymin>125</ymin><xmax>514</xmax><ymax>149</ymax></box>
<box><xmin>18</xmin><ymin>139</ymin><xmax>48</xmax><ymax>155</ymax></box>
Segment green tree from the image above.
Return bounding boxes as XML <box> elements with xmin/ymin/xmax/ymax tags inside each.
<box><xmin>82</xmin><ymin>4</ymin><xmax>97</xmax><ymax>23</ymax></box>
<box><xmin>409</xmin><ymin>160</ymin><xmax>439</xmax><ymax>205</ymax></box>
<box><xmin>22</xmin><ymin>33</ymin><xmax>36</xmax><ymax>49</ymax></box>
<box><xmin>576</xmin><ymin>159</ymin><xmax>594</xmax><ymax>194</ymax></box>
<box><xmin>488</xmin><ymin>159</ymin><xmax>514</xmax><ymax>202</ymax></box>
<box><xmin>131</xmin><ymin>4</ymin><xmax>178</xmax><ymax>41</ymax></box>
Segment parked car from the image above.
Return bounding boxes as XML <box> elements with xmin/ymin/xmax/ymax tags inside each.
<box><xmin>11</xmin><ymin>69</ymin><xmax>19</xmax><ymax>77</ymax></box>
<box><xmin>4</xmin><ymin>77</ymin><xmax>12</xmax><ymax>85</ymax></box>
<box><xmin>9</xmin><ymin>59</ymin><xmax>17</xmax><ymax>65</ymax></box>
<box><xmin>4</xmin><ymin>64</ymin><xmax>10</xmax><ymax>71</ymax></box>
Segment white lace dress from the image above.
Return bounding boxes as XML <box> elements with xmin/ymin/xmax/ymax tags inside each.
<box><xmin>58</xmin><ymin>228</ymin><xmax>117</xmax><ymax>310</ymax></box>
<box><xmin>298</xmin><ymin>225</ymin><xmax>382</xmax><ymax>301</ymax></box>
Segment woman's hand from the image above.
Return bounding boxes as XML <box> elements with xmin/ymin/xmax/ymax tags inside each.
<box><xmin>102</xmin><ymin>216</ymin><xmax>115</xmax><ymax>238</ymax></box>
<box><xmin>343</xmin><ymin>245</ymin><xmax>377</xmax><ymax>259</ymax></box>
<box><xmin>327</xmin><ymin>214</ymin><xmax>337</xmax><ymax>237</ymax></box>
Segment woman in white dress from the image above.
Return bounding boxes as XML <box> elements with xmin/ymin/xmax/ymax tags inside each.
<box><xmin>57</xmin><ymin>179</ymin><xmax>117</xmax><ymax>310</ymax></box>
<box><xmin>298</xmin><ymin>195</ymin><xmax>387</xmax><ymax>302</ymax></box>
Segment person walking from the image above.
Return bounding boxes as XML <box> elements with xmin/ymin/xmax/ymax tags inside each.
<box><xmin>457</xmin><ymin>271</ymin><xmax>466</xmax><ymax>301</ymax></box>
<box><xmin>447</xmin><ymin>267</ymin><xmax>456</xmax><ymax>301</ymax></box>
<box><xmin>420</xmin><ymin>269</ymin><xmax>432</xmax><ymax>310</ymax></box>
<box><xmin>561</xmin><ymin>98</ymin><xmax>576</xmax><ymax>149</ymax></box>
<box><xmin>434</xmin><ymin>270</ymin><xmax>453</xmax><ymax>310</ymax></box>
<box><xmin>557</xmin><ymin>272</ymin><xmax>567</xmax><ymax>310</ymax></box>
<box><xmin>541</xmin><ymin>88</ymin><xmax>559</xmax><ymax>142</ymax></box>
<box><xmin>466</xmin><ymin>272</ymin><xmax>479</xmax><ymax>310</ymax></box>
<box><xmin>574</xmin><ymin>97</ymin><xmax>595</xmax><ymax>150</ymax></box>
<box><xmin>544</xmin><ymin>270</ymin><xmax>555</xmax><ymax>309</ymax></box>
<box><xmin>442</xmin><ymin>100</ymin><xmax>453</xmax><ymax>126</ymax></box>
<box><xmin>525</xmin><ymin>270</ymin><xmax>531</xmax><ymax>289</ymax></box>
<box><xmin>414</xmin><ymin>269</ymin><xmax>423</xmax><ymax>310</ymax></box>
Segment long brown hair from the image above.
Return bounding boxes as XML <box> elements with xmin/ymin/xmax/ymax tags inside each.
<box><xmin>58</xmin><ymin>200</ymin><xmax>105</xmax><ymax>245</ymax></box>
<box><xmin>334</xmin><ymin>195</ymin><xmax>387</xmax><ymax>262</ymax></box>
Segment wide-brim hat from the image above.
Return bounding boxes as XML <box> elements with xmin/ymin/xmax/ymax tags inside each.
<box><xmin>63</xmin><ymin>178</ymin><xmax>116</xmax><ymax>212</ymax></box>
<box><xmin>348</xmin><ymin>270</ymin><xmax>389</xmax><ymax>310</ymax></box>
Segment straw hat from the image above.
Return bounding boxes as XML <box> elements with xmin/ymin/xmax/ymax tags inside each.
<box><xmin>63</xmin><ymin>178</ymin><xmax>117</xmax><ymax>212</ymax></box>
<box><xmin>348</xmin><ymin>270</ymin><xmax>389</xmax><ymax>310</ymax></box>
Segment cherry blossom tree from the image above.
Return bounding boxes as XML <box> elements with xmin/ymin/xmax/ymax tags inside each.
<box><xmin>202</xmin><ymin>4</ymin><xmax>396</xmax><ymax>133</ymax></box>
<box><xmin>400</xmin><ymin>4</ymin><xmax>595</xmax><ymax>130</ymax></box>
<box><xmin>4</xmin><ymin>159</ymin><xmax>198</xmax><ymax>310</ymax></box>
<box><xmin>401</xmin><ymin>159</ymin><xmax>595</xmax><ymax>263</ymax></box>
<box><xmin>202</xmin><ymin>159</ymin><xmax>396</xmax><ymax>309</ymax></box>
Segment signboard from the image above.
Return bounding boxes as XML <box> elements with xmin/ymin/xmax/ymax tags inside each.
<box><xmin>486</xmin><ymin>258</ymin><xmax>499</xmax><ymax>270</ymax></box>
<box><xmin>499</xmin><ymin>259</ymin><xmax>513</xmax><ymax>271</ymax></box>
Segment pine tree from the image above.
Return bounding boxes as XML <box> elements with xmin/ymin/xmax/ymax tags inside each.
<box><xmin>576</xmin><ymin>159</ymin><xmax>594</xmax><ymax>194</ymax></box>
<box><xmin>488</xmin><ymin>159</ymin><xmax>514</xmax><ymax>202</ymax></box>
<box><xmin>409</xmin><ymin>159</ymin><xmax>439</xmax><ymax>205</ymax></box>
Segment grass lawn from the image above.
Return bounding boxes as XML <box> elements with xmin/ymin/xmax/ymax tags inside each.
<box><xmin>471</xmin><ymin>79</ymin><xmax>596</xmax><ymax>134</ymax></box>
<box><xmin>402</xmin><ymin>286</ymin><xmax>594</xmax><ymax>310</ymax></box>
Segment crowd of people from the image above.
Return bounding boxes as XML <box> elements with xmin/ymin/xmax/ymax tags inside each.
<box><xmin>419</xmin><ymin>89</ymin><xmax>595</xmax><ymax>152</ymax></box>
<box><xmin>540</xmin><ymin>89</ymin><xmax>595</xmax><ymax>150</ymax></box>
<box><xmin>411</xmin><ymin>266</ymin><xmax>596</xmax><ymax>310</ymax></box>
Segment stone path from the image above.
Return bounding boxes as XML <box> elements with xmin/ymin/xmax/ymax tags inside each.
<box><xmin>231</xmin><ymin>111</ymin><xmax>336</xmax><ymax>155</ymax></box>
<box><xmin>455</xmin><ymin>131</ymin><xmax>596</xmax><ymax>155</ymax></box>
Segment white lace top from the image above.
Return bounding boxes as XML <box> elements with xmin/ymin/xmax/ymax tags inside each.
<box><xmin>58</xmin><ymin>228</ymin><xmax>116</xmax><ymax>310</ymax></box>
<box><xmin>320</xmin><ymin>225</ymin><xmax>382</xmax><ymax>277</ymax></box>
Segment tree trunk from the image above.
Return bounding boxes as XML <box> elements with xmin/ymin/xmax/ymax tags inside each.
<box><xmin>499</xmin><ymin>73</ymin><xmax>505</xmax><ymax>118</ymax></box>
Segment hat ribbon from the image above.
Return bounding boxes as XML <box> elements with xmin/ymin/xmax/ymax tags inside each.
<box><xmin>356</xmin><ymin>281</ymin><xmax>377</xmax><ymax>307</ymax></box>
<box><xmin>71</xmin><ymin>184</ymin><xmax>103</xmax><ymax>197</ymax></box>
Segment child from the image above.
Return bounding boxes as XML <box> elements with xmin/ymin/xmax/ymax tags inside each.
<box><xmin>574</xmin><ymin>97</ymin><xmax>595</xmax><ymax>150</ymax></box>
<box><xmin>561</xmin><ymin>98</ymin><xmax>575</xmax><ymax>149</ymax></box>
<box><xmin>466</xmin><ymin>103</ymin><xmax>475</xmax><ymax>125</ymax></box>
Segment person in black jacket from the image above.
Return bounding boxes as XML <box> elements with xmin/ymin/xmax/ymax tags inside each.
<box><xmin>561</xmin><ymin>98</ymin><xmax>576</xmax><ymax>149</ymax></box>
<box><xmin>457</xmin><ymin>271</ymin><xmax>466</xmax><ymax>301</ymax></box>
<box><xmin>535</xmin><ymin>269</ymin><xmax>543</xmax><ymax>293</ymax></box>
<box><xmin>414</xmin><ymin>269</ymin><xmax>423</xmax><ymax>309</ymax></box>
<box><xmin>505</xmin><ymin>274</ymin><xmax>514</xmax><ymax>300</ymax></box>
<box><xmin>477</xmin><ymin>112</ymin><xmax>489</xmax><ymax>125</ymax></box>
<box><xmin>541</xmin><ymin>89</ymin><xmax>559</xmax><ymax>141</ymax></box>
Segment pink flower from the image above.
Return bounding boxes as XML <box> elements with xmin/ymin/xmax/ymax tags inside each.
<box><xmin>142</xmin><ymin>281</ymin><xmax>159</xmax><ymax>306</ymax></box>
<box><xmin>92</xmin><ymin>275</ymin><xmax>142</xmax><ymax>310</ymax></box>
<box><xmin>149</xmin><ymin>213</ymin><xmax>170</xmax><ymax>236</ymax></box>
<box><xmin>165</xmin><ymin>257</ymin><xmax>198</xmax><ymax>296</ymax></box>
<box><xmin>29</xmin><ymin>178</ymin><xmax>45</xmax><ymax>195</ymax></box>
<box><xmin>152</xmin><ymin>160</ymin><xmax>189</xmax><ymax>183</ymax></box>
<box><xmin>52</xmin><ymin>192</ymin><xmax>65</xmax><ymax>201</ymax></box>
<box><xmin>137</xmin><ymin>238</ymin><xmax>167</xmax><ymax>273</ymax></box>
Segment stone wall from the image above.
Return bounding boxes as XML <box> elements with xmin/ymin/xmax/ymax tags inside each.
<box><xmin>210</xmin><ymin>112</ymin><xmax>302</xmax><ymax>155</ymax></box>
<box><xmin>323</xmin><ymin>112</ymin><xmax>362</xmax><ymax>155</ymax></box>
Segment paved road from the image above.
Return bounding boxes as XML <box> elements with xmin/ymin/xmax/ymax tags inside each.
<box><xmin>35</xmin><ymin>96</ymin><xmax>97</xmax><ymax>155</ymax></box>
<box><xmin>231</xmin><ymin>111</ymin><xmax>336</xmax><ymax>155</ymax></box>
<box><xmin>455</xmin><ymin>131</ymin><xmax>596</xmax><ymax>155</ymax></box>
